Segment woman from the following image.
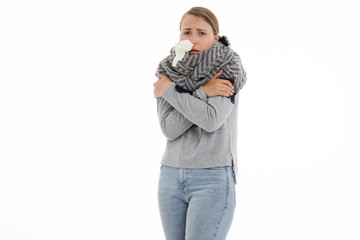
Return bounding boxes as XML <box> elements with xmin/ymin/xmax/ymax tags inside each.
<box><xmin>153</xmin><ymin>7</ymin><xmax>246</xmax><ymax>240</ymax></box>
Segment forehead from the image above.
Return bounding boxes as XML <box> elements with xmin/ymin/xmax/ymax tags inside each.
<box><xmin>180</xmin><ymin>14</ymin><xmax>212</xmax><ymax>30</ymax></box>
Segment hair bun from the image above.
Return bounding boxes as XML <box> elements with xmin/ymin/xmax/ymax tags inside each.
<box><xmin>219</xmin><ymin>36</ymin><xmax>230</xmax><ymax>47</ymax></box>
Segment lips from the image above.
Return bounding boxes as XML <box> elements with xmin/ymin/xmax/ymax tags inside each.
<box><xmin>189</xmin><ymin>49</ymin><xmax>200</xmax><ymax>55</ymax></box>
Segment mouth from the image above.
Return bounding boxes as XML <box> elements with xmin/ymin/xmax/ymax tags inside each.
<box><xmin>189</xmin><ymin>49</ymin><xmax>200</xmax><ymax>55</ymax></box>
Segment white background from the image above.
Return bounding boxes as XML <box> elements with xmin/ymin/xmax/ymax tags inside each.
<box><xmin>1</xmin><ymin>0</ymin><xmax>359</xmax><ymax>239</ymax></box>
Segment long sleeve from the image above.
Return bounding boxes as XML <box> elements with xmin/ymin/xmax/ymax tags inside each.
<box><xmin>157</xmin><ymin>97</ymin><xmax>193</xmax><ymax>141</ymax></box>
<box><xmin>162</xmin><ymin>82</ymin><xmax>235</xmax><ymax>133</ymax></box>
<box><xmin>155</xmin><ymin>39</ymin><xmax>246</xmax><ymax>183</ymax></box>
<box><xmin>157</xmin><ymin>86</ymin><xmax>210</xmax><ymax>140</ymax></box>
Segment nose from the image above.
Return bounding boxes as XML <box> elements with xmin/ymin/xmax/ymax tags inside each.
<box><xmin>187</xmin><ymin>35</ymin><xmax>198</xmax><ymax>45</ymax></box>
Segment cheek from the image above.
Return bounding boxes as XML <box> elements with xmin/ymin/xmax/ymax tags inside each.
<box><xmin>203</xmin><ymin>38</ymin><xmax>215</xmax><ymax>50</ymax></box>
<box><xmin>180</xmin><ymin>34</ymin><xmax>188</xmax><ymax>41</ymax></box>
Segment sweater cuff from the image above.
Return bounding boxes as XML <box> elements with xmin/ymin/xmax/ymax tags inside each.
<box><xmin>193</xmin><ymin>86</ymin><xmax>208</xmax><ymax>102</ymax></box>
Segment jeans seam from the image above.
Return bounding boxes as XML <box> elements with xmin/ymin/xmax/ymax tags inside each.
<box><xmin>213</xmin><ymin>168</ymin><xmax>230</xmax><ymax>239</ymax></box>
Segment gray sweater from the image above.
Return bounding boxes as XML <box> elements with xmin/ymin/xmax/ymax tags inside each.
<box><xmin>157</xmin><ymin>82</ymin><xmax>239</xmax><ymax>182</ymax></box>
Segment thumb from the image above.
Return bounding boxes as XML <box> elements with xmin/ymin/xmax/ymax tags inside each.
<box><xmin>156</xmin><ymin>72</ymin><xmax>165</xmax><ymax>78</ymax></box>
<box><xmin>213</xmin><ymin>70</ymin><xmax>223</xmax><ymax>79</ymax></box>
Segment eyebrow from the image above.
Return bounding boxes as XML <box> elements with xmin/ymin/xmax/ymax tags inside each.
<box><xmin>183</xmin><ymin>28</ymin><xmax>208</xmax><ymax>32</ymax></box>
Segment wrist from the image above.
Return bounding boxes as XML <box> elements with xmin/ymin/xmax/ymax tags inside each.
<box><xmin>165</xmin><ymin>81</ymin><xmax>172</xmax><ymax>89</ymax></box>
<box><xmin>202</xmin><ymin>84</ymin><xmax>209</xmax><ymax>97</ymax></box>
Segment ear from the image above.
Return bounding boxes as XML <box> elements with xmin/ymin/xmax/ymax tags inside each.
<box><xmin>214</xmin><ymin>34</ymin><xmax>219</xmax><ymax>42</ymax></box>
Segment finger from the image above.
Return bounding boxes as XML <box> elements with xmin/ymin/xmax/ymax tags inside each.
<box><xmin>220</xmin><ymin>90</ymin><xmax>230</xmax><ymax>97</ymax></box>
<box><xmin>220</xmin><ymin>79</ymin><xmax>234</xmax><ymax>89</ymax></box>
<box><xmin>220</xmin><ymin>85</ymin><xmax>233</xmax><ymax>94</ymax></box>
<box><xmin>212</xmin><ymin>70</ymin><xmax>223</xmax><ymax>79</ymax></box>
<box><xmin>156</xmin><ymin>73</ymin><xmax>167</xmax><ymax>78</ymax></box>
<box><xmin>224</xmin><ymin>85</ymin><xmax>234</xmax><ymax>95</ymax></box>
<box><xmin>216</xmin><ymin>80</ymin><xmax>232</xmax><ymax>93</ymax></box>
<box><xmin>154</xmin><ymin>90</ymin><xmax>159</xmax><ymax>98</ymax></box>
<box><xmin>156</xmin><ymin>72</ymin><xmax>165</xmax><ymax>78</ymax></box>
<box><xmin>221</xmin><ymin>87</ymin><xmax>233</xmax><ymax>97</ymax></box>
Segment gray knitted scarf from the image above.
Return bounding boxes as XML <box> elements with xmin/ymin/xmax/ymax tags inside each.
<box><xmin>156</xmin><ymin>36</ymin><xmax>246</xmax><ymax>102</ymax></box>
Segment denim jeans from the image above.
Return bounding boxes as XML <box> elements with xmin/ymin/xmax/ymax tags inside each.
<box><xmin>158</xmin><ymin>165</ymin><xmax>236</xmax><ymax>240</ymax></box>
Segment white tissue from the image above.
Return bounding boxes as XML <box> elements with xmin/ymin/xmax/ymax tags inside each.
<box><xmin>172</xmin><ymin>39</ymin><xmax>193</xmax><ymax>67</ymax></box>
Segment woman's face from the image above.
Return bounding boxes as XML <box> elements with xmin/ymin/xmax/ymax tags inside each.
<box><xmin>180</xmin><ymin>14</ymin><xmax>219</xmax><ymax>56</ymax></box>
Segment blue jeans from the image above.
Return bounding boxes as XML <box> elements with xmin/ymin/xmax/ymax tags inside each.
<box><xmin>158</xmin><ymin>165</ymin><xmax>236</xmax><ymax>240</ymax></box>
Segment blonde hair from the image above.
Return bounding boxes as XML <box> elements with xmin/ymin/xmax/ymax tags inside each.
<box><xmin>180</xmin><ymin>7</ymin><xmax>219</xmax><ymax>35</ymax></box>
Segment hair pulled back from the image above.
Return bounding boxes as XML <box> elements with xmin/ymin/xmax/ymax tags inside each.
<box><xmin>180</xmin><ymin>7</ymin><xmax>219</xmax><ymax>35</ymax></box>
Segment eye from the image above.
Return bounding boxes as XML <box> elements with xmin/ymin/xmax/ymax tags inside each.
<box><xmin>184</xmin><ymin>31</ymin><xmax>190</xmax><ymax>35</ymax></box>
<box><xmin>199</xmin><ymin>32</ymin><xmax>206</xmax><ymax>36</ymax></box>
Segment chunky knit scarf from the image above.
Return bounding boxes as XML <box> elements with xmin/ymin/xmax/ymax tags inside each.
<box><xmin>156</xmin><ymin>36</ymin><xmax>246</xmax><ymax>103</ymax></box>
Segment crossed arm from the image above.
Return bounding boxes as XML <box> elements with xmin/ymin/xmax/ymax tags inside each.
<box><xmin>154</xmin><ymin>71</ymin><xmax>236</xmax><ymax>140</ymax></box>
<box><xmin>157</xmin><ymin>97</ymin><xmax>193</xmax><ymax>140</ymax></box>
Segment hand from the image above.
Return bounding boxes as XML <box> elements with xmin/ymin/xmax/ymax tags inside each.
<box><xmin>203</xmin><ymin>70</ymin><xmax>234</xmax><ymax>97</ymax></box>
<box><xmin>153</xmin><ymin>73</ymin><xmax>172</xmax><ymax>98</ymax></box>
